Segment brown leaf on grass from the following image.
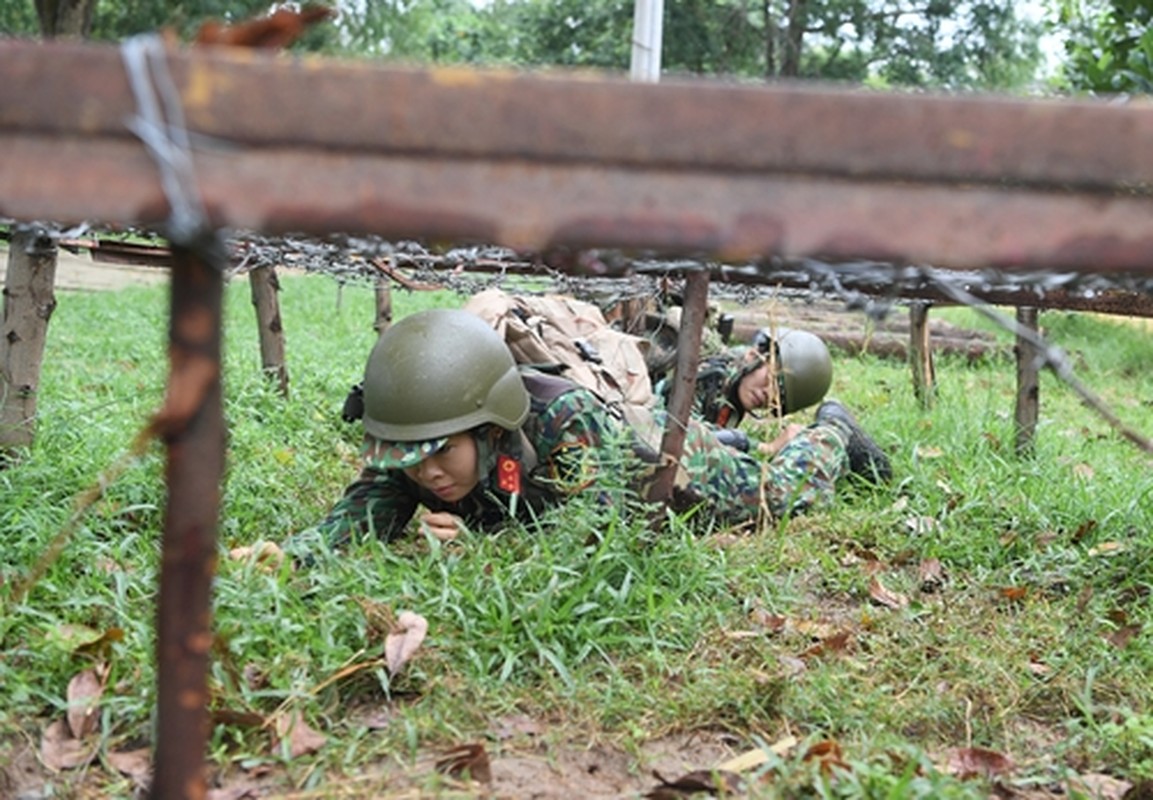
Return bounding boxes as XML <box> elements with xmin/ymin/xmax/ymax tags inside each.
<box><xmin>645</xmin><ymin>768</ymin><xmax>744</xmax><ymax>798</ymax></box>
<box><xmin>40</xmin><ymin>719</ymin><xmax>97</xmax><ymax>771</ymax></box>
<box><xmin>66</xmin><ymin>666</ymin><xmax>106</xmax><ymax>739</ymax></box>
<box><xmin>749</xmin><ymin>608</ymin><xmax>787</xmax><ymax>633</ymax></box>
<box><xmin>106</xmin><ymin>747</ymin><xmax>151</xmax><ymax>783</ymax></box>
<box><xmin>998</xmin><ymin>586</ymin><xmax>1029</xmax><ymax>603</ymax></box>
<box><xmin>1071</xmin><ymin>519</ymin><xmax>1098</xmax><ymax>543</ymax></box>
<box><xmin>1105</xmin><ymin>623</ymin><xmax>1142</xmax><ymax>650</ymax></box>
<box><xmin>385</xmin><ymin>611</ymin><xmax>429</xmax><ymax>677</ymax></box>
<box><xmin>435</xmin><ymin>743</ymin><xmax>492</xmax><ymax>784</ymax></box>
<box><xmin>943</xmin><ymin>746</ymin><xmax>1014</xmax><ymax>779</ymax></box>
<box><xmin>803</xmin><ymin>739</ymin><xmax>849</xmax><ymax>776</ymax></box>
<box><xmin>1067</xmin><ymin>772</ymin><xmax>1132</xmax><ymax>800</ymax></box>
<box><xmin>869</xmin><ymin>576</ymin><xmax>910</xmax><ymax>610</ymax></box>
<box><xmin>269</xmin><ymin>710</ymin><xmax>327</xmax><ymax>759</ymax></box>
<box><xmin>918</xmin><ymin>559</ymin><xmax>945</xmax><ymax>593</ymax></box>
<box><xmin>798</xmin><ymin>630</ymin><xmax>853</xmax><ymax>660</ymax></box>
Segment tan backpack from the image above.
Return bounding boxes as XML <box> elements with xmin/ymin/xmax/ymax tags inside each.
<box><xmin>464</xmin><ymin>289</ymin><xmax>656</xmax><ymax>426</ymax></box>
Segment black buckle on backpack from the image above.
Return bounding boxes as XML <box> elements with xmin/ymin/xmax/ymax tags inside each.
<box><xmin>341</xmin><ymin>382</ymin><xmax>365</xmax><ymax>423</ymax></box>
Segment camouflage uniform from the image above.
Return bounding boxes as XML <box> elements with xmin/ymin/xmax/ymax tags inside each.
<box><xmin>302</xmin><ymin>370</ymin><xmax>849</xmax><ymax>552</ymax></box>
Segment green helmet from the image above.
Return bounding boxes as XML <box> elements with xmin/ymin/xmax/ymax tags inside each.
<box><xmin>752</xmin><ymin>327</ymin><xmax>833</xmax><ymax>415</ymax></box>
<box><xmin>361</xmin><ymin>309</ymin><xmax>529</xmax><ymax>468</ymax></box>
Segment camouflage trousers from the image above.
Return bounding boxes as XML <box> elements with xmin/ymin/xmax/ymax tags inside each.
<box><xmin>675</xmin><ymin>417</ymin><xmax>849</xmax><ymax>525</ymax></box>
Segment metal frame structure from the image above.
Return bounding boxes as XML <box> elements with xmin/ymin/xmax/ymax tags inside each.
<box><xmin>4</xmin><ymin>37</ymin><xmax>1153</xmax><ymax>800</ymax></box>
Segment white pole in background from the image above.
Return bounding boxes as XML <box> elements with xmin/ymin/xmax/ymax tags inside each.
<box><xmin>629</xmin><ymin>0</ymin><xmax>664</xmax><ymax>82</ymax></box>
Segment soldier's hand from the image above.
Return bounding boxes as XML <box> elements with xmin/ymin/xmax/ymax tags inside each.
<box><xmin>420</xmin><ymin>511</ymin><xmax>465</xmax><ymax>542</ymax></box>
<box><xmin>757</xmin><ymin>423</ymin><xmax>806</xmax><ymax>457</ymax></box>
<box><xmin>228</xmin><ymin>541</ymin><xmax>287</xmax><ymax>570</ymax></box>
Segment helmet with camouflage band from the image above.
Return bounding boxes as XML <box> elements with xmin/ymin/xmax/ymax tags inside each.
<box><xmin>751</xmin><ymin>327</ymin><xmax>833</xmax><ymax>415</ymax></box>
<box><xmin>361</xmin><ymin>308</ymin><xmax>529</xmax><ymax>468</ymax></box>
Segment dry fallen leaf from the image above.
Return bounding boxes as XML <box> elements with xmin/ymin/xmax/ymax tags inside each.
<box><xmin>270</xmin><ymin>709</ymin><xmax>327</xmax><ymax>759</ymax></box>
<box><xmin>385</xmin><ymin>611</ymin><xmax>429</xmax><ymax>677</ymax></box>
<box><xmin>106</xmin><ymin>747</ymin><xmax>151</xmax><ymax>784</ymax></box>
<box><xmin>943</xmin><ymin>746</ymin><xmax>1014</xmax><ymax>779</ymax></box>
<box><xmin>868</xmin><ymin>575</ymin><xmax>910</xmax><ymax>610</ymax></box>
<box><xmin>1066</xmin><ymin>772</ymin><xmax>1132</xmax><ymax>800</ymax></box>
<box><xmin>803</xmin><ymin>739</ymin><xmax>849</xmax><ymax>776</ymax></box>
<box><xmin>998</xmin><ymin>586</ymin><xmax>1029</xmax><ymax>603</ymax></box>
<box><xmin>66</xmin><ymin>666</ymin><xmax>106</xmax><ymax>739</ymax></box>
<box><xmin>435</xmin><ymin>743</ymin><xmax>492</xmax><ymax>784</ymax></box>
<box><xmin>799</xmin><ymin>630</ymin><xmax>853</xmax><ymax>660</ymax></box>
<box><xmin>40</xmin><ymin>718</ymin><xmax>97</xmax><ymax>771</ymax></box>
<box><xmin>918</xmin><ymin>558</ymin><xmax>945</xmax><ymax>593</ymax></box>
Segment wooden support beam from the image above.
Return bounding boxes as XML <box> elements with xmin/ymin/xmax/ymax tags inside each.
<box><xmin>248</xmin><ymin>264</ymin><xmax>289</xmax><ymax>397</ymax></box>
<box><xmin>909</xmin><ymin>303</ymin><xmax>936</xmax><ymax>409</ymax></box>
<box><xmin>1014</xmin><ymin>307</ymin><xmax>1041</xmax><ymax>456</ymax></box>
<box><xmin>4</xmin><ymin>40</ymin><xmax>1153</xmax><ymax>274</ymax></box>
<box><xmin>649</xmin><ymin>270</ymin><xmax>709</xmax><ymax>504</ymax></box>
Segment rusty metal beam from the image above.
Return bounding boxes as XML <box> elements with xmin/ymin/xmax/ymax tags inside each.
<box><xmin>3</xmin><ymin>40</ymin><xmax>1153</xmax><ymax>274</ymax></box>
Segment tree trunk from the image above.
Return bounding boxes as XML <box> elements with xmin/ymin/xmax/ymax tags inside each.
<box><xmin>1</xmin><ymin>226</ymin><xmax>58</xmax><ymax>462</ymax></box>
<box><xmin>782</xmin><ymin>0</ymin><xmax>807</xmax><ymax>77</ymax></box>
<box><xmin>35</xmin><ymin>0</ymin><xmax>95</xmax><ymax>37</ymax></box>
<box><xmin>764</xmin><ymin>0</ymin><xmax>778</xmax><ymax>77</ymax></box>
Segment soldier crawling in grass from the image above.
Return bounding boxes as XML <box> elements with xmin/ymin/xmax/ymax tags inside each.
<box><xmin>279</xmin><ymin>307</ymin><xmax>892</xmax><ymax>556</ymax></box>
<box><xmin>655</xmin><ymin>325</ymin><xmax>840</xmax><ymax>458</ymax></box>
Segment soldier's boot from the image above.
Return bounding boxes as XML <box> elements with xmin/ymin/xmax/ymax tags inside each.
<box><xmin>815</xmin><ymin>400</ymin><xmax>892</xmax><ymax>484</ymax></box>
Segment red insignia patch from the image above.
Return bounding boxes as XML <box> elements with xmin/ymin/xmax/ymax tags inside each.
<box><xmin>497</xmin><ymin>455</ymin><xmax>522</xmax><ymax>494</ymax></box>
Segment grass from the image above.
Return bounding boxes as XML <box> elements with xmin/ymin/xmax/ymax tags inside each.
<box><xmin>2</xmin><ymin>275</ymin><xmax>1152</xmax><ymax>798</ymax></box>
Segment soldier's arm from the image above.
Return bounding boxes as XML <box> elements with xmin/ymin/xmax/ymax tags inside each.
<box><xmin>293</xmin><ymin>466</ymin><xmax>420</xmax><ymax>557</ymax></box>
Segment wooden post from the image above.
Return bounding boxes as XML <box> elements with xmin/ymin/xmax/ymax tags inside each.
<box><xmin>908</xmin><ymin>301</ymin><xmax>935</xmax><ymax>409</ymax></box>
<box><xmin>150</xmin><ymin>231</ymin><xmax>226</xmax><ymax>800</ymax></box>
<box><xmin>0</xmin><ymin>224</ymin><xmax>57</xmax><ymax>462</ymax></box>
<box><xmin>373</xmin><ymin>280</ymin><xmax>392</xmax><ymax>336</ymax></box>
<box><xmin>647</xmin><ymin>270</ymin><xmax>708</xmax><ymax>504</ymax></box>
<box><xmin>1014</xmin><ymin>306</ymin><xmax>1040</xmax><ymax>456</ymax></box>
<box><xmin>248</xmin><ymin>263</ymin><xmax>289</xmax><ymax>396</ymax></box>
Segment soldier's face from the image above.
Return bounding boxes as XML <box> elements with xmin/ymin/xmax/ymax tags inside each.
<box><xmin>403</xmin><ymin>433</ymin><xmax>480</xmax><ymax>502</ymax></box>
<box><xmin>737</xmin><ymin>362</ymin><xmax>773</xmax><ymax>412</ymax></box>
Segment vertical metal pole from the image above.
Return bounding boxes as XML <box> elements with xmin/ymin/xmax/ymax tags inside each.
<box><xmin>150</xmin><ymin>233</ymin><xmax>226</xmax><ymax>800</ymax></box>
<box><xmin>630</xmin><ymin>0</ymin><xmax>664</xmax><ymax>82</ymax></box>
<box><xmin>1014</xmin><ymin>306</ymin><xmax>1040</xmax><ymax>456</ymax></box>
<box><xmin>648</xmin><ymin>269</ymin><xmax>708</xmax><ymax>503</ymax></box>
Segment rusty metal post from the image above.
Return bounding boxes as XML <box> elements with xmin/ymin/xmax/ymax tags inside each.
<box><xmin>909</xmin><ymin>302</ymin><xmax>935</xmax><ymax>409</ymax></box>
<box><xmin>248</xmin><ymin>263</ymin><xmax>289</xmax><ymax>396</ymax></box>
<box><xmin>150</xmin><ymin>232</ymin><xmax>226</xmax><ymax>800</ymax></box>
<box><xmin>1014</xmin><ymin>307</ymin><xmax>1040</xmax><ymax>457</ymax></box>
<box><xmin>647</xmin><ymin>270</ymin><xmax>709</xmax><ymax>504</ymax></box>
